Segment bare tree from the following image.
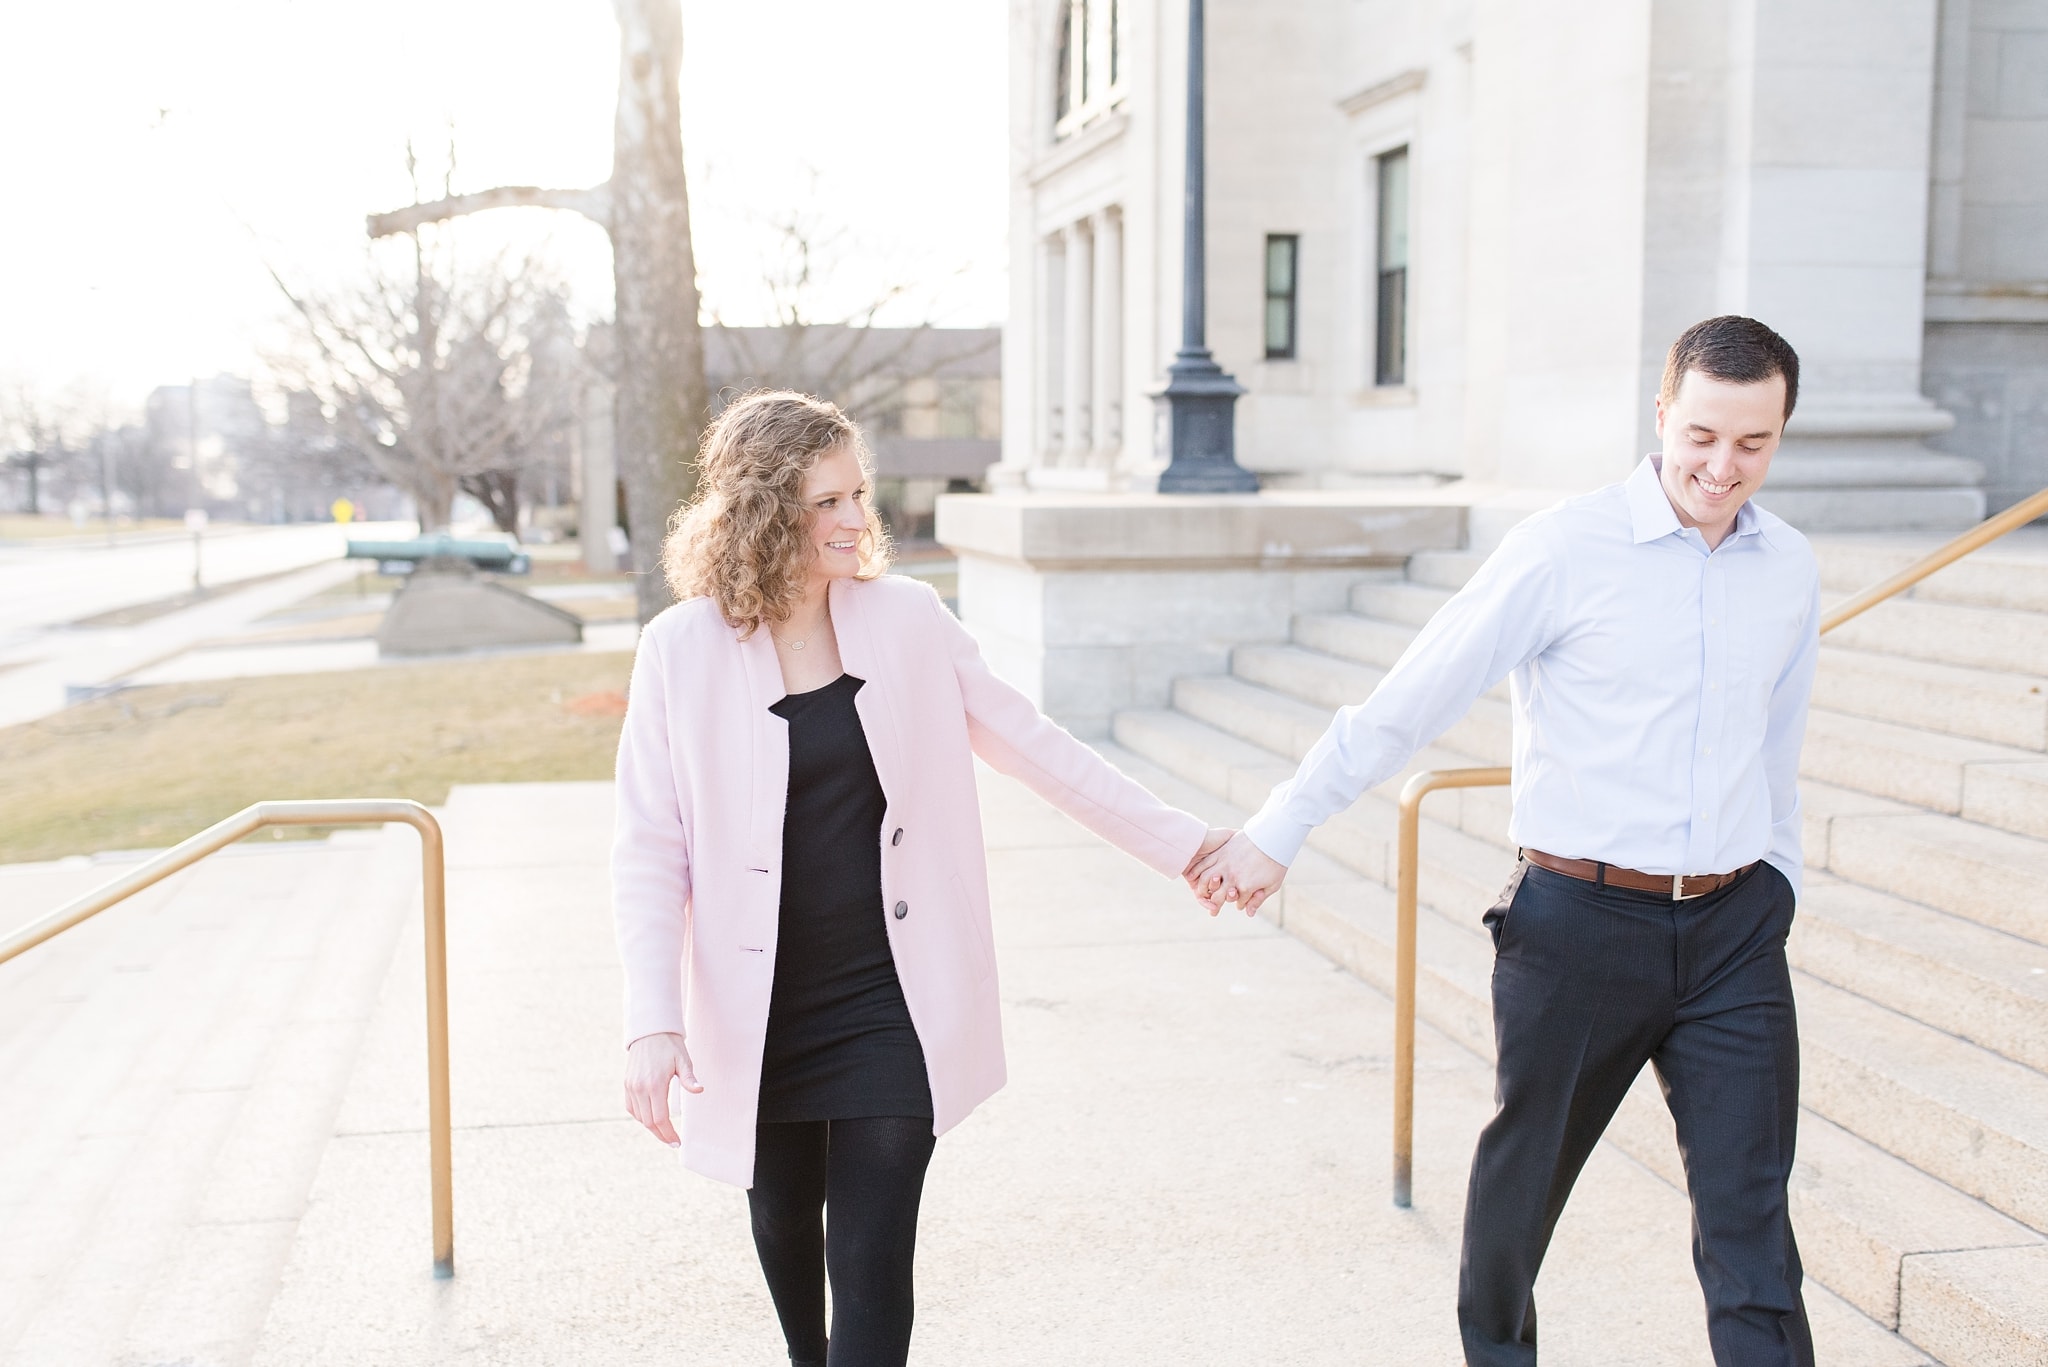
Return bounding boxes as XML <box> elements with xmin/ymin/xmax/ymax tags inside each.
<box><xmin>269</xmin><ymin>224</ymin><xmax>581</xmax><ymax>535</ymax></box>
<box><xmin>711</xmin><ymin>205</ymin><xmax>997</xmax><ymax>430</ymax></box>
<box><xmin>366</xmin><ymin>0</ymin><xmax>706</xmax><ymax>622</ymax></box>
<box><xmin>0</xmin><ymin>383</ymin><xmax>78</xmax><ymax>516</ymax></box>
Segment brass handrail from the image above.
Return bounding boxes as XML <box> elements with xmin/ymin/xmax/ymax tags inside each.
<box><xmin>1387</xmin><ymin>487</ymin><xmax>2048</xmax><ymax>1209</ymax></box>
<box><xmin>0</xmin><ymin>799</ymin><xmax>454</xmax><ymax>1278</ymax></box>
<box><xmin>1392</xmin><ymin>765</ymin><xmax>1511</xmax><ymax>1208</ymax></box>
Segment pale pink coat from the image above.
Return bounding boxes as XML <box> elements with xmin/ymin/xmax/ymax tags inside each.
<box><xmin>612</xmin><ymin>573</ymin><xmax>1206</xmax><ymax>1187</ymax></box>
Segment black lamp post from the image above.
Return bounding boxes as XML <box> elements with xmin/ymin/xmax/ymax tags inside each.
<box><xmin>1155</xmin><ymin>0</ymin><xmax>1256</xmax><ymax>493</ymax></box>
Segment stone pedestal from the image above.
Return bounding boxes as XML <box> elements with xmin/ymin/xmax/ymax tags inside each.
<box><xmin>1764</xmin><ymin>398</ymin><xmax>1985</xmax><ymax>531</ymax></box>
<box><xmin>378</xmin><ymin>564</ymin><xmax>584</xmax><ymax>657</ymax></box>
<box><xmin>936</xmin><ymin>492</ymin><xmax>1465</xmax><ymax>736</ymax></box>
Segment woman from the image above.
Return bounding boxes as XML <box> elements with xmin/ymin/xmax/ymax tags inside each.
<box><xmin>614</xmin><ymin>390</ymin><xmax>1228</xmax><ymax>1367</ymax></box>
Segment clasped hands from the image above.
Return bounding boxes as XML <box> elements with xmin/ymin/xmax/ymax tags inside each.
<box><xmin>1182</xmin><ymin>827</ymin><xmax>1288</xmax><ymax>917</ymax></box>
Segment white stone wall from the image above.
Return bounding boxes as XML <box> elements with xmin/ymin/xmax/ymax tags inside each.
<box><xmin>1924</xmin><ymin>0</ymin><xmax>2048</xmax><ymax>511</ymax></box>
<box><xmin>1006</xmin><ymin>0</ymin><xmax>2042</xmax><ymax>523</ymax></box>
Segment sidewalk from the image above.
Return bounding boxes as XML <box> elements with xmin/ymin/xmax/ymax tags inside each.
<box><xmin>247</xmin><ymin>772</ymin><xmax>1911</xmax><ymax>1366</ymax></box>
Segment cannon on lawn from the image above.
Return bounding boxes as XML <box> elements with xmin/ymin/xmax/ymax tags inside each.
<box><xmin>345</xmin><ymin>533</ymin><xmax>532</xmax><ymax>576</ymax></box>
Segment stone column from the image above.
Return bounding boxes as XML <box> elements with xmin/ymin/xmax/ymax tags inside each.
<box><xmin>1062</xmin><ymin>219</ymin><xmax>1094</xmax><ymax>466</ymax></box>
<box><xmin>1039</xmin><ymin>234</ymin><xmax>1064</xmax><ymax>467</ymax></box>
<box><xmin>1090</xmin><ymin>207</ymin><xmax>1124</xmax><ymax>466</ymax></box>
<box><xmin>1730</xmin><ymin>0</ymin><xmax>1981</xmax><ymax>529</ymax></box>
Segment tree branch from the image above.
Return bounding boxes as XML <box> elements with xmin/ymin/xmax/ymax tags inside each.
<box><xmin>366</xmin><ymin>183</ymin><xmax>613</xmax><ymax>238</ymax></box>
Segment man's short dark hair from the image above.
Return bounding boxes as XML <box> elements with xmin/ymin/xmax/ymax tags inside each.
<box><xmin>1659</xmin><ymin>316</ymin><xmax>1800</xmax><ymax>420</ymax></box>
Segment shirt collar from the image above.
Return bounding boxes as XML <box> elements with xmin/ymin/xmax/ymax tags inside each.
<box><xmin>1630</xmin><ymin>455</ymin><xmax>1761</xmax><ymax>547</ymax></box>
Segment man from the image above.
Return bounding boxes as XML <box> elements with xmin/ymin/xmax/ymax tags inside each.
<box><xmin>1194</xmin><ymin>316</ymin><xmax>1820</xmax><ymax>1365</ymax></box>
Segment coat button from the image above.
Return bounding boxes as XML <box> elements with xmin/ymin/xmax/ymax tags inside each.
<box><xmin>893</xmin><ymin>901</ymin><xmax>909</xmax><ymax>920</ymax></box>
<box><xmin>891</xmin><ymin>828</ymin><xmax>903</xmax><ymax>846</ymax></box>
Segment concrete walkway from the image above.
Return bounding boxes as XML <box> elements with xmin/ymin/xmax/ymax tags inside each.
<box><xmin>242</xmin><ymin>772</ymin><xmax>1911</xmax><ymax>1366</ymax></box>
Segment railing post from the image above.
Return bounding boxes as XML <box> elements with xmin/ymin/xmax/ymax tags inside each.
<box><xmin>1393</xmin><ymin>779</ymin><xmax>1423</xmax><ymax>1209</ymax></box>
<box><xmin>1392</xmin><ymin>766</ymin><xmax>1510</xmax><ymax>1209</ymax></box>
<box><xmin>4</xmin><ymin>798</ymin><xmax>454</xmax><ymax>1280</ymax></box>
<box><xmin>412</xmin><ymin>811</ymin><xmax>455</xmax><ymax>1279</ymax></box>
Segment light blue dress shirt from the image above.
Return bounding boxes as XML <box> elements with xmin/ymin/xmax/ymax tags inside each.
<box><xmin>1244</xmin><ymin>456</ymin><xmax>1822</xmax><ymax>895</ymax></box>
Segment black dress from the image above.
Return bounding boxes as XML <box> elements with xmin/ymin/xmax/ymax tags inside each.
<box><xmin>757</xmin><ymin>673</ymin><xmax>934</xmax><ymax>1123</ymax></box>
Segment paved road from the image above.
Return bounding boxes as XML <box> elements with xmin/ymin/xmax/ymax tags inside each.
<box><xmin>0</xmin><ymin>523</ymin><xmax>407</xmax><ymax>641</ymax></box>
<box><xmin>0</xmin><ymin>523</ymin><xmax>414</xmax><ymax>730</ymax></box>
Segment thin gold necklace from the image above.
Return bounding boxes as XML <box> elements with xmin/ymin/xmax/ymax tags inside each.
<box><xmin>772</xmin><ymin>612</ymin><xmax>826</xmax><ymax>652</ymax></box>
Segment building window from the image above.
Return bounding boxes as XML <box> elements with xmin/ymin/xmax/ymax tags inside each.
<box><xmin>1374</xmin><ymin>147</ymin><xmax>1409</xmax><ymax>386</ymax></box>
<box><xmin>1265</xmin><ymin>235</ymin><xmax>1300</xmax><ymax>360</ymax></box>
<box><xmin>1054</xmin><ymin>0</ymin><xmax>1126</xmax><ymax>139</ymax></box>
<box><xmin>1055</xmin><ymin>3</ymin><xmax>1074</xmax><ymax>123</ymax></box>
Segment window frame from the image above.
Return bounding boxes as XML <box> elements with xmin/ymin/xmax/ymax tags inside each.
<box><xmin>1264</xmin><ymin>233</ymin><xmax>1301</xmax><ymax>361</ymax></box>
<box><xmin>1052</xmin><ymin>0</ymin><xmax>1127</xmax><ymax>141</ymax></box>
<box><xmin>1372</xmin><ymin>145</ymin><xmax>1411</xmax><ymax>389</ymax></box>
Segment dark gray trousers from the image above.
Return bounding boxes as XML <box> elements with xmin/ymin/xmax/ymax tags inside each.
<box><xmin>1457</xmin><ymin>859</ymin><xmax>1813</xmax><ymax>1367</ymax></box>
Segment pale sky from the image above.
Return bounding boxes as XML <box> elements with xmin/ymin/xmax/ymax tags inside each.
<box><xmin>0</xmin><ymin>0</ymin><xmax>1009</xmax><ymax>419</ymax></box>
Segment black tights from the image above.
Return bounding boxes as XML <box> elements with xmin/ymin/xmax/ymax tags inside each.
<box><xmin>747</xmin><ymin>1117</ymin><xmax>937</xmax><ymax>1367</ymax></box>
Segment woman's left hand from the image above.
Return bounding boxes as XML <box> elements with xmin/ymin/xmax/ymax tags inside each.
<box><xmin>1183</xmin><ymin>827</ymin><xmax>1234</xmax><ymax>888</ymax></box>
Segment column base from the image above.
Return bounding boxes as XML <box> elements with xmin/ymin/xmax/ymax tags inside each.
<box><xmin>1762</xmin><ymin>397</ymin><xmax>1985</xmax><ymax>532</ymax></box>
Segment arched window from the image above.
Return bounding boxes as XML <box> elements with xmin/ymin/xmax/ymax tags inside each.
<box><xmin>1054</xmin><ymin>0</ymin><xmax>1126</xmax><ymax>139</ymax></box>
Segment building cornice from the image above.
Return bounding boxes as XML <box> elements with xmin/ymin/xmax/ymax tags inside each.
<box><xmin>1337</xmin><ymin>68</ymin><xmax>1427</xmax><ymax>117</ymax></box>
<box><xmin>1027</xmin><ymin>109</ymin><xmax>1130</xmax><ymax>187</ymax></box>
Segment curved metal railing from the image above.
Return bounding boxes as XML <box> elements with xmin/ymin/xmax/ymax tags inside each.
<box><xmin>0</xmin><ymin>799</ymin><xmax>455</xmax><ymax>1277</ymax></box>
<box><xmin>1388</xmin><ymin>484</ymin><xmax>2048</xmax><ymax>1208</ymax></box>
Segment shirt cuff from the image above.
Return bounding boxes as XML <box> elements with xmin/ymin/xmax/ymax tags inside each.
<box><xmin>1243</xmin><ymin>805</ymin><xmax>1310</xmax><ymax>868</ymax></box>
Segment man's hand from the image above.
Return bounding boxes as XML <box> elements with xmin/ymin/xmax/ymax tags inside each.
<box><xmin>1182</xmin><ymin>827</ymin><xmax>1235</xmax><ymax>884</ymax></box>
<box><xmin>1188</xmin><ymin>830</ymin><xmax>1288</xmax><ymax>917</ymax></box>
<box><xmin>624</xmin><ymin>1031</ymin><xmax>702</xmax><ymax>1147</ymax></box>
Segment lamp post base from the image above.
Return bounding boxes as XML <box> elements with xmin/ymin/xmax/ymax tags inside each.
<box><xmin>1155</xmin><ymin>351</ymin><xmax>1256</xmax><ymax>493</ymax></box>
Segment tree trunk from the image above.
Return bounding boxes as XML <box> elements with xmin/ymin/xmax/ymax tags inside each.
<box><xmin>462</xmin><ymin>469</ymin><xmax>522</xmax><ymax>533</ymax></box>
<box><xmin>416</xmin><ymin>470</ymin><xmax>456</xmax><ymax>535</ymax></box>
<box><xmin>611</xmin><ymin>0</ymin><xmax>708</xmax><ymax>623</ymax></box>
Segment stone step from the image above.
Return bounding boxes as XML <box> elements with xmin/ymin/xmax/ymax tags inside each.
<box><xmin>1291</xmin><ymin>610</ymin><xmax>1417</xmax><ymax>671</ymax></box>
<box><xmin>1901</xmin><ymin>1245</ymin><xmax>2048</xmax><ymax>1365</ymax></box>
<box><xmin>0</xmin><ymin>851</ymin><xmax>327</xmax><ymax>1359</ymax></box>
<box><xmin>1801</xmin><ymin>779</ymin><xmax>1918</xmax><ymax>874</ymax></box>
<box><xmin>1229</xmin><ymin>644</ymin><xmax>1513</xmax><ymax>762</ymax></box>
<box><xmin>1801</xmin><ymin>707</ymin><xmax>2048</xmax><ymax>830</ymax></box>
<box><xmin>1798</xmin><ymin>972</ymin><xmax>2048</xmax><ymax>1233</ymax></box>
<box><xmin>1813</xmin><ymin>645</ymin><xmax>2048</xmax><ymax>751</ymax></box>
<box><xmin>1107</xmin><ymin>750</ymin><xmax>2043</xmax><ymax>1360</ymax></box>
<box><xmin>114</xmin><ymin>825</ymin><xmax>419</xmax><ymax>1367</ymax></box>
<box><xmin>1813</xmin><ymin>531</ymin><xmax>2048</xmax><ymax>615</ymax></box>
<box><xmin>1961</xmin><ymin>759</ymin><xmax>2048</xmax><ymax>843</ymax></box>
<box><xmin>0</xmin><ymin>830</ymin><xmax>415</xmax><ymax>1366</ymax></box>
<box><xmin>1825</xmin><ymin>594</ymin><xmax>2048</xmax><ymax>679</ymax></box>
<box><xmin>1171</xmin><ymin>673</ymin><xmax>1333</xmax><ymax>761</ymax></box>
<box><xmin>1792</xmin><ymin>878</ymin><xmax>2048</xmax><ymax>1076</ymax></box>
<box><xmin>1402</xmin><ymin>549</ymin><xmax>1488</xmax><ymax>592</ymax></box>
<box><xmin>1347</xmin><ymin>578</ymin><xmax>1455</xmax><ymax>627</ymax></box>
<box><xmin>1827</xmin><ymin>809</ymin><xmax>2048</xmax><ymax>947</ymax></box>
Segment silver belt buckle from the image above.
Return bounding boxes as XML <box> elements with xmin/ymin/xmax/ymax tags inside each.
<box><xmin>1673</xmin><ymin>873</ymin><xmax>1704</xmax><ymax>902</ymax></box>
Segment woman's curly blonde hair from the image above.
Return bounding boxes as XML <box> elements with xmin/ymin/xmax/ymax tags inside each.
<box><xmin>661</xmin><ymin>389</ymin><xmax>893</xmax><ymax>636</ymax></box>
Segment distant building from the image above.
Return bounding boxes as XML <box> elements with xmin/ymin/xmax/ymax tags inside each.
<box><xmin>1005</xmin><ymin>0</ymin><xmax>2048</xmax><ymax>527</ymax></box>
<box><xmin>143</xmin><ymin>376</ymin><xmax>268</xmax><ymax>508</ymax></box>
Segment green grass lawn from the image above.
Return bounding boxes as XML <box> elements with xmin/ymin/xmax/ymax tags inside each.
<box><xmin>0</xmin><ymin>651</ymin><xmax>634</xmax><ymax>865</ymax></box>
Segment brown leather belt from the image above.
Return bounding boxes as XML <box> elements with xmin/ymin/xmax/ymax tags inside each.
<box><xmin>1522</xmin><ymin>849</ymin><xmax>1755</xmax><ymax>902</ymax></box>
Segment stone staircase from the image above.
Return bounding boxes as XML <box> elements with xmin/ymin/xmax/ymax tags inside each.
<box><xmin>1107</xmin><ymin>532</ymin><xmax>2048</xmax><ymax>1365</ymax></box>
<box><xmin>0</xmin><ymin>828</ymin><xmax>420</xmax><ymax>1367</ymax></box>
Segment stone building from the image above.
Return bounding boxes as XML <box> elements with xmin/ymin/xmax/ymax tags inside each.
<box><xmin>1001</xmin><ymin>0</ymin><xmax>2048</xmax><ymax>526</ymax></box>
